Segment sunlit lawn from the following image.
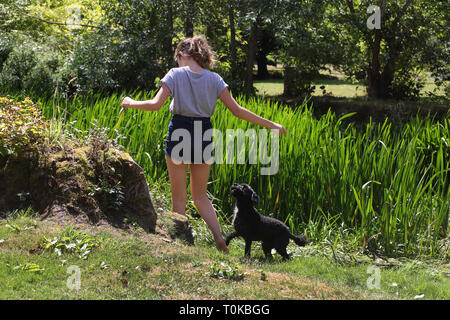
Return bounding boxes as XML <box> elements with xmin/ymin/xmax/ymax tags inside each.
<box><xmin>254</xmin><ymin>67</ymin><xmax>446</xmax><ymax>98</ymax></box>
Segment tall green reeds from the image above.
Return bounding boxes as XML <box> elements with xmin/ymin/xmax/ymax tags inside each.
<box><xmin>35</xmin><ymin>92</ymin><xmax>449</xmax><ymax>257</ymax></box>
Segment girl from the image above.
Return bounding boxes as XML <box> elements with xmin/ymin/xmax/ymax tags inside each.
<box><xmin>121</xmin><ymin>35</ymin><xmax>286</xmax><ymax>253</ymax></box>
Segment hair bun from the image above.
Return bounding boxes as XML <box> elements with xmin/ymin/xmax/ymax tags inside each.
<box><xmin>175</xmin><ymin>35</ymin><xmax>216</xmax><ymax>69</ymax></box>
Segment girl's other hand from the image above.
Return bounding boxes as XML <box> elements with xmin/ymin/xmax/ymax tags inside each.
<box><xmin>121</xmin><ymin>97</ymin><xmax>134</xmax><ymax>109</ymax></box>
<box><xmin>270</xmin><ymin>122</ymin><xmax>287</xmax><ymax>135</ymax></box>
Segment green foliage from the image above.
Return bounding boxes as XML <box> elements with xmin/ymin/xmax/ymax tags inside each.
<box><xmin>0</xmin><ymin>0</ymin><xmax>103</xmax><ymax>45</ymax></box>
<box><xmin>389</xmin><ymin>68</ymin><xmax>426</xmax><ymax>100</ymax></box>
<box><xmin>80</xmin><ymin>121</ymin><xmax>127</xmax><ymax>212</ymax></box>
<box><xmin>88</xmin><ymin>180</ymin><xmax>125</xmax><ymax>212</ymax></box>
<box><xmin>40</xmin><ymin>225</ymin><xmax>101</xmax><ymax>259</ymax></box>
<box><xmin>209</xmin><ymin>261</ymin><xmax>245</xmax><ymax>281</ymax></box>
<box><xmin>5</xmin><ymin>219</ymin><xmax>35</xmax><ymax>233</ymax></box>
<box><xmin>277</xmin><ymin>0</ymin><xmax>341</xmax><ymax>97</ymax></box>
<box><xmin>0</xmin><ymin>39</ymin><xmax>64</xmax><ymax>97</ymax></box>
<box><xmin>69</xmin><ymin>32</ymin><xmax>121</xmax><ymax>93</ymax></box>
<box><xmin>67</xmin><ymin>0</ymin><xmax>170</xmax><ymax>93</ymax></box>
<box><xmin>11</xmin><ymin>263</ymin><xmax>44</xmax><ymax>273</ymax></box>
<box><xmin>325</xmin><ymin>0</ymin><xmax>449</xmax><ymax>99</ymax></box>
<box><xmin>2</xmin><ymin>1</ymin><xmax>447</xmax><ymax>100</ymax></box>
<box><xmin>0</xmin><ymin>33</ymin><xmax>13</xmax><ymax>72</ymax></box>
<box><xmin>0</xmin><ymin>97</ymin><xmax>47</xmax><ymax>155</ymax></box>
<box><xmin>283</xmin><ymin>66</ymin><xmax>317</xmax><ymax>97</ymax></box>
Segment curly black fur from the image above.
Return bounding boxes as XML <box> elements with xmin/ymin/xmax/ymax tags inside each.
<box><xmin>225</xmin><ymin>183</ymin><xmax>307</xmax><ymax>260</ymax></box>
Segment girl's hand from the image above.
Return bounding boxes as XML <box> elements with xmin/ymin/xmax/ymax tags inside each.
<box><xmin>270</xmin><ymin>122</ymin><xmax>287</xmax><ymax>135</ymax></box>
<box><xmin>121</xmin><ymin>97</ymin><xmax>134</xmax><ymax>109</ymax></box>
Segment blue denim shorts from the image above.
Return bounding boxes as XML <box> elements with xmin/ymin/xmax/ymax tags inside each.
<box><xmin>164</xmin><ymin>114</ymin><xmax>214</xmax><ymax>164</ymax></box>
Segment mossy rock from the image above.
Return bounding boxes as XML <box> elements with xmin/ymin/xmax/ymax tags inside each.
<box><xmin>0</xmin><ymin>145</ymin><xmax>157</xmax><ymax>233</ymax></box>
<box><xmin>158</xmin><ymin>211</ymin><xmax>194</xmax><ymax>245</ymax></box>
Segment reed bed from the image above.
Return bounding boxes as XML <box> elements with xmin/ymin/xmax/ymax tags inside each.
<box><xmin>34</xmin><ymin>91</ymin><xmax>449</xmax><ymax>257</ymax></box>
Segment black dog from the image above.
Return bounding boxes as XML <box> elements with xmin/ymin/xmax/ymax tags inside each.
<box><xmin>225</xmin><ymin>183</ymin><xmax>307</xmax><ymax>260</ymax></box>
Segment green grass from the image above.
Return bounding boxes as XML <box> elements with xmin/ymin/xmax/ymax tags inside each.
<box><xmin>0</xmin><ymin>209</ymin><xmax>449</xmax><ymax>300</ymax></box>
<box><xmin>311</xmin><ymin>79</ymin><xmax>367</xmax><ymax>97</ymax></box>
<box><xmin>254</xmin><ymin>68</ymin><xmax>447</xmax><ymax>98</ymax></box>
<box><xmin>254</xmin><ymin>79</ymin><xmax>284</xmax><ymax>96</ymax></box>
<box><xmin>255</xmin><ymin>78</ymin><xmax>368</xmax><ymax>97</ymax></box>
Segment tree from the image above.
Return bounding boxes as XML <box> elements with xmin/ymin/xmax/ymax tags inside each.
<box><xmin>277</xmin><ymin>0</ymin><xmax>339</xmax><ymax>97</ymax></box>
<box><xmin>183</xmin><ymin>0</ymin><xmax>196</xmax><ymax>37</ymax></box>
<box><xmin>234</xmin><ymin>0</ymin><xmax>283</xmax><ymax>95</ymax></box>
<box><xmin>327</xmin><ymin>0</ymin><xmax>449</xmax><ymax>99</ymax></box>
<box><xmin>0</xmin><ymin>0</ymin><xmax>101</xmax><ymax>48</ymax></box>
<box><xmin>255</xmin><ymin>26</ymin><xmax>280</xmax><ymax>79</ymax></box>
<box><xmin>164</xmin><ymin>0</ymin><xmax>175</xmax><ymax>70</ymax></box>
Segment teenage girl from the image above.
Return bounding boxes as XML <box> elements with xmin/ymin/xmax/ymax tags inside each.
<box><xmin>121</xmin><ymin>35</ymin><xmax>286</xmax><ymax>253</ymax></box>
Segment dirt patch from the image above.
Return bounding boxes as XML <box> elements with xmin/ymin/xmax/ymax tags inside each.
<box><xmin>241</xmin><ymin>269</ymin><xmax>379</xmax><ymax>300</ymax></box>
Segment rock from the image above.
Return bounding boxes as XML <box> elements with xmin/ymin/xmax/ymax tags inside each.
<box><xmin>115</xmin><ymin>154</ymin><xmax>157</xmax><ymax>232</ymax></box>
<box><xmin>158</xmin><ymin>211</ymin><xmax>194</xmax><ymax>245</ymax></box>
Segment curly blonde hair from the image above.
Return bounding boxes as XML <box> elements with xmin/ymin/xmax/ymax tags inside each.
<box><xmin>174</xmin><ymin>35</ymin><xmax>217</xmax><ymax>69</ymax></box>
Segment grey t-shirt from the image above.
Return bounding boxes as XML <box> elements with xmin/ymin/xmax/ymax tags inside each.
<box><xmin>161</xmin><ymin>66</ymin><xmax>228</xmax><ymax>118</ymax></box>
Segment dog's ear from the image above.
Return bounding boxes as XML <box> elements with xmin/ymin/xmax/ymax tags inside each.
<box><xmin>251</xmin><ymin>192</ymin><xmax>261</xmax><ymax>204</ymax></box>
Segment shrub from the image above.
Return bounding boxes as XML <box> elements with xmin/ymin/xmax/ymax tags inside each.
<box><xmin>70</xmin><ymin>33</ymin><xmax>119</xmax><ymax>94</ymax></box>
<box><xmin>40</xmin><ymin>225</ymin><xmax>101</xmax><ymax>259</ymax></box>
<box><xmin>0</xmin><ymin>44</ymin><xmax>36</xmax><ymax>92</ymax></box>
<box><xmin>0</xmin><ymin>34</ymin><xmax>13</xmax><ymax>72</ymax></box>
<box><xmin>213</xmin><ymin>60</ymin><xmax>246</xmax><ymax>94</ymax></box>
<box><xmin>283</xmin><ymin>66</ymin><xmax>318</xmax><ymax>97</ymax></box>
<box><xmin>389</xmin><ymin>68</ymin><xmax>426</xmax><ymax>100</ymax></box>
<box><xmin>209</xmin><ymin>262</ymin><xmax>245</xmax><ymax>281</ymax></box>
<box><xmin>69</xmin><ymin>28</ymin><xmax>165</xmax><ymax>95</ymax></box>
<box><xmin>0</xmin><ymin>41</ymin><xmax>62</xmax><ymax>97</ymax></box>
<box><xmin>0</xmin><ymin>97</ymin><xmax>47</xmax><ymax>155</ymax></box>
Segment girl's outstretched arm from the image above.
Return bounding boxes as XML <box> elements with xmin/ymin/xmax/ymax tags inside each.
<box><xmin>219</xmin><ymin>88</ymin><xmax>287</xmax><ymax>135</ymax></box>
<box><xmin>121</xmin><ymin>83</ymin><xmax>171</xmax><ymax>111</ymax></box>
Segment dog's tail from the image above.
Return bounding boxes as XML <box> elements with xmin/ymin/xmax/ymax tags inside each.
<box><xmin>290</xmin><ymin>233</ymin><xmax>307</xmax><ymax>247</ymax></box>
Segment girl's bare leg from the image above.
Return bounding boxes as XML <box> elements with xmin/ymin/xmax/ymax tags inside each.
<box><xmin>165</xmin><ymin>155</ymin><xmax>188</xmax><ymax>215</ymax></box>
<box><xmin>190</xmin><ymin>162</ymin><xmax>229</xmax><ymax>253</ymax></box>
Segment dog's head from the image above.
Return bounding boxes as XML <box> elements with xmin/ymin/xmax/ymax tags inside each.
<box><xmin>230</xmin><ymin>183</ymin><xmax>261</xmax><ymax>204</ymax></box>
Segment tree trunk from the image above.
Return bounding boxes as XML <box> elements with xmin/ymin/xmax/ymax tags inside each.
<box><xmin>283</xmin><ymin>66</ymin><xmax>296</xmax><ymax>97</ymax></box>
<box><xmin>165</xmin><ymin>0</ymin><xmax>174</xmax><ymax>70</ymax></box>
<box><xmin>367</xmin><ymin>29</ymin><xmax>384</xmax><ymax>98</ymax></box>
<box><xmin>184</xmin><ymin>0</ymin><xmax>195</xmax><ymax>37</ymax></box>
<box><xmin>367</xmin><ymin>31</ymin><xmax>401</xmax><ymax>99</ymax></box>
<box><xmin>245</xmin><ymin>21</ymin><xmax>258</xmax><ymax>95</ymax></box>
<box><xmin>380</xmin><ymin>55</ymin><xmax>397</xmax><ymax>96</ymax></box>
<box><xmin>228</xmin><ymin>0</ymin><xmax>237</xmax><ymax>82</ymax></box>
<box><xmin>366</xmin><ymin>0</ymin><xmax>411</xmax><ymax>99</ymax></box>
<box><xmin>256</xmin><ymin>52</ymin><xmax>269</xmax><ymax>79</ymax></box>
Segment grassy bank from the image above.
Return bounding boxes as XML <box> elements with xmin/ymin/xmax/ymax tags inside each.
<box><xmin>1</xmin><ymin>208</ymin><xmax>448</xmax><ymax>300</ymax></box>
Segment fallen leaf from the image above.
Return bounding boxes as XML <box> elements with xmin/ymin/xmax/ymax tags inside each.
<box><xmin>29</xmin><ymin>246</ymin><xmax>42</xmax><ymax>254</ymax></box>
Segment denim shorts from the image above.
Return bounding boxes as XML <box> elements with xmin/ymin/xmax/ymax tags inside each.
<box><xmin>164</xmin><ymin>114</ymin><xmax>214</xmax><ymax>164</ymax></box>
